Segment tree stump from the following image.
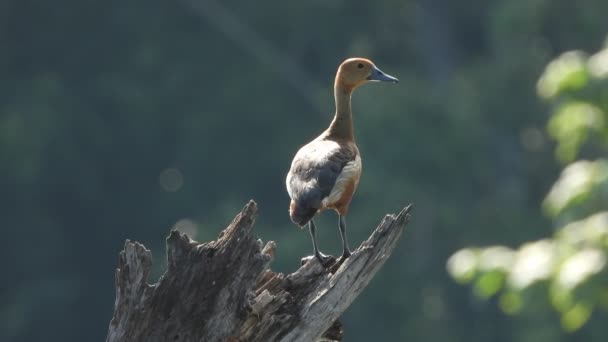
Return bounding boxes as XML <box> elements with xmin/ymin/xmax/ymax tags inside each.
<box><xmin>106</xmin><ymin>200</ymin><xmax>412</xmax><ymax>342</ymax></box>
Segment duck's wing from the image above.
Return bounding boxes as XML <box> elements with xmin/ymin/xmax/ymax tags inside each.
<box><xmin>286</xmin><ymin>139</ymin><xmax>358</xmax><ymax>209</ymax></box>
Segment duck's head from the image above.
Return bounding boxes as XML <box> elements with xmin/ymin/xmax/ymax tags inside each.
<box><xmin>336</xmin><ymin>57</ymin><xmax>398</xmax><ymax>91</ymax></box>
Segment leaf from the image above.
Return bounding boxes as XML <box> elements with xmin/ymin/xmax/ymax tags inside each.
<box><xmin>538</xmin><ymin>51</ymin><xmax>589</xmax><ymax>99</ymax></box>
<box><xmin>543</xmin><ymin>159</ymin><xmax>608</xmax><ymax>217</ymax></box>
<box><xmin>447</xmin><ymin>248</ymin><xmax>478</xmax><ymax>284</ymax></box>
<box><xmin>561</xmin><ymin>302</ymin><xmax>592</xmax><ymax>332</ymax></box>
<box><xmin>547</xmin><ymin>102</ymin><xmax>605</xmax><ymax>163</ymax></box>
<box><xmin>474</xmin><ymin>271</ymin><xmax>506</xmax><ymax>298</ymax></box>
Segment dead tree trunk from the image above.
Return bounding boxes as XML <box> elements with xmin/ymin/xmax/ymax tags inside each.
<box><xmin>106</xmin><ymin>200</ymin><xmax>412</xmax><ymax>342</ymax></box>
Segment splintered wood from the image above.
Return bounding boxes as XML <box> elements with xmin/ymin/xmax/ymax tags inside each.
<box><xmin>106</xmin><ymin>201</ymin><xmax>412</xmax><ymax>342</ymax></box>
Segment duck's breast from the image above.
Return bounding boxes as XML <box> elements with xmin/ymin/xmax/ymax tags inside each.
<box><xmin>321</xmin><ymin>152</ymin><xmax>361</xmax><ymax>214</ymax></box>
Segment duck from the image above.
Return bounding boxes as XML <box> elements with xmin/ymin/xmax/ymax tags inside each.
<box><xmin>286</xmin><ymin>57</ymin><xmax>398</xmax><ymax>266</ymax></box>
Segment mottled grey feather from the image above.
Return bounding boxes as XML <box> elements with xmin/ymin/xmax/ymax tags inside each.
<box><xmin>287</xmin><ymin>139</ymin><xmax>357</xmax><ymax>212</ymax></box>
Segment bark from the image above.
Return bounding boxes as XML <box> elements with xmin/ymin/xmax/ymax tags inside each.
<box><xmin>106</xmin><ymin>200</ymin><xmax>412</xmax><ymax>342</ymax></box>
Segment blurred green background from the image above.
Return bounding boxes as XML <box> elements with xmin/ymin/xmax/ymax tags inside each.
<box><xmin>1</xmin><ymin>0</ymin><xmax>608</xmax><ymax>341</ymax></box>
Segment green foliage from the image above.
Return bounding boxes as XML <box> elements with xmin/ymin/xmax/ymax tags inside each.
<box><xmin>449</xmin><ymin>41</ymin><xmax>608</xmax><ymax>333</ymax></box>
<box><xmin>544</xmin><ymin>160</ymin><xmax>608</xmax><ymax>219</ymax></box>
<box><xmin>538</xmin><ymin>45</ymin><xmax>608</xmax><ymax>163</ymax></box>
<box><xmin>547</xmin><ymin>103</ymin><xmax>605</xmax><ymax>163</ymax></box>
<box><xmin>449</xmin><ymin>212</ymin><xmax>608</xmax><ymax>331</ymax></box>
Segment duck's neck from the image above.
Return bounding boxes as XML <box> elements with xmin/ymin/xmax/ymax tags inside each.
<box><xmin>327</xmin><ymin>81</ymin><xmax>354</xmax><ymax>140</ymax></box>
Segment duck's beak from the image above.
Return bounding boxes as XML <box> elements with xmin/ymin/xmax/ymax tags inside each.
<box><xmin>367</xmin><ymin>66</ymin><xmax>399</xmax><ymax>83</ymax></box>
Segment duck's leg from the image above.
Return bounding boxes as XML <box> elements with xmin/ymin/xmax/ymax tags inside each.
<box><xmin>338</xmin><ymin>215</ymin><xmax>352</xmax><ymax>259</ymax></box>
<box><xmin>309</xmin><ymin>219</ymin><xmax>331</xmax><ymax>265</ymax></box>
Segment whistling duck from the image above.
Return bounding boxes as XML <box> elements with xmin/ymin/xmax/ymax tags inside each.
<box><xmin>286</xmin><ymin>58</ymin><xmax>398</xmax><ymax>265</ymax></box>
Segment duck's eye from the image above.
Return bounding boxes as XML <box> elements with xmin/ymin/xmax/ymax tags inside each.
<box><xmin>357</xmin><ymin>63</ymin><xmax>364</xmax><ymax>69</ymax></box>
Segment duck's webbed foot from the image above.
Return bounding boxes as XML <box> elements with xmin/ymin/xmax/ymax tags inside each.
<box><xmin>301</xmin><ymin>252</ymin><xmax>336</xmax><ymax>267</ymax></box>
<box><xmin>339</xmin><ymin>249</ymin><xmax>351</xmax><ymax>261</ymax></box>
<box><xmin>315</xmin><ymin>251</ymin><xmax>336</xmax><ymax>266</ymax></box>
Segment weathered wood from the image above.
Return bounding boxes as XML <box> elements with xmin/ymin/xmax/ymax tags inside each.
<box><xmin>106</xmin><ymin>200</ymin><xmax>412</xmax><ymax>342</ymax></box>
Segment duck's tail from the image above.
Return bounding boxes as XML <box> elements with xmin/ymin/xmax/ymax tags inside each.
<box><xmin>289</xmin><ymin>200</ymin><xmax>318</xmax><ymax>227</ymax></box>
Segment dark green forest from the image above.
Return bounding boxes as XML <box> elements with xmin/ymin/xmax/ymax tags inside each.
<box><xmin>1</xmin><ymin>0</ymin><xmax>607</xmax><ymax>341</ymax></box>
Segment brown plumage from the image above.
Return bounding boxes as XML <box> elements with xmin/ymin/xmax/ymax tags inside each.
<box><xmin>286</xmin><ymin>57</ymin><xmax>398</xmax><ymax>265</ymax></box>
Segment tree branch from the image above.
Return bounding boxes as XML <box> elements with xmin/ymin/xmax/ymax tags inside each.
<box><xmin>106</xmin><ymin>200</ymin><xmax>412</xmax><ymax>342</ymax></box>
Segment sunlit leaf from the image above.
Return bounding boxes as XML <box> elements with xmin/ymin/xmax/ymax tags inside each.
<box><xmin>508</xmin><ymin>240</ymin><xmax>556</xmax><ymax>289</ymax></box>
<box><xmin>478</xmin><ymin>246</ymin><xmax>515</xmax><ymax>272</ymax></box>
<box><xmin>543</xmin><ymin>159</ymin><xmax>608</xmax><ymax>217</ymax></box>
<box><xmin>589</xmin><ymin>46</ymin><xmax>608</xmax><ymax>79</ymax></box>
<box><xmin>474</xmin><ymin>271</ymin><xmax>505</xmax><ymax>298</ymax></box>
<box><xmin>447</xmin><ymin>248</ymin><xmax>478</xmax><ymax>283</ymax></box>
<box><xmin>558</xmin><ymin>212</ymin><xmax>608</xmax><ymax>247</ymax></box>
<box><xmin>538</xmin><ymin>51</ymin><xmax>589</xmax><ymax>99</ymax></box>
<box><xmin>547</xmin><ymin>102</ymin><xmax>605</xmax><ymax>163</ymax></box>
<box><xmin>556</xmin><ymin>248</ymin><xmax>606</xmax><ymax>289</ymax></box>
